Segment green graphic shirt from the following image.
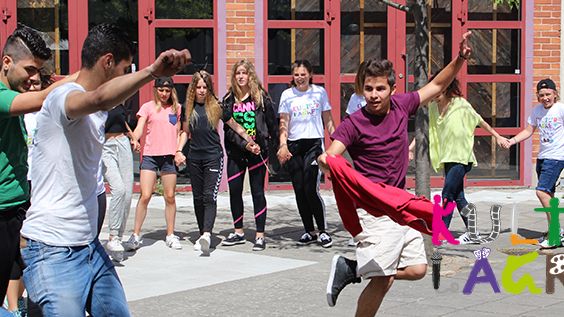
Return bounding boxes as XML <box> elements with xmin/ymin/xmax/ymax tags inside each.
<box><xmin>0</xmin><ymin>81</ymin><xmax>29</xmax><ymax>210</ymax></box>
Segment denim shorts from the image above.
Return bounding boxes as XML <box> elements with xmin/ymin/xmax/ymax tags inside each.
<box><xmin>140</xmin><ymin>155</ymin><xmax>176</xmax><ymax>173</ymax></box>
<box><xmin>536</xmin><ymin>159</ymin><xmax>564</xmax><ymax>194</ymax></box>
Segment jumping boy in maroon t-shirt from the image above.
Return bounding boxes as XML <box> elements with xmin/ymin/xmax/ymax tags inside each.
<box><xmin>318</xmin><ymin>32</ymin><xmax>473</xmax><ymax>316</ymax></box>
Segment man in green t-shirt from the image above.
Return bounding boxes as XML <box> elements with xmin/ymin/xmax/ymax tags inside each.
<box><xmin>0</xmin><ymin>24</ymin><xmax>53</xmax><ymax>305</ymax></box>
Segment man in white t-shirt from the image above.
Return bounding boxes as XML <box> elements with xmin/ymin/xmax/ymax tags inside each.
<box><xmin>19</xmin><ymin>23</ymin><xmax>190</xmax><ymax>315</ymax></box>
<box><xmin>503</xmin><ymin>78</ymin><xmax>564</xmax><ymax>249</ymax></box>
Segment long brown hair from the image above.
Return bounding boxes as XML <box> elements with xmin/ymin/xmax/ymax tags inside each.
<box><xmin>228</xmin><ymin>59</ymin><xmax>266</xmax><ymax>108</ymax></box>
<box><xmin>185</xmin><ymin>70</ymin><xmax>222</xmax><ymax>128</ymax></box>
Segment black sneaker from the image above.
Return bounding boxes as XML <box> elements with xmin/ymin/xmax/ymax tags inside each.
<box><xmin>252</xmin><ymin>237</ymin><xmax>266</xmax><ymax>251</ymax></box>
<box><xmin>327</xmin><ymin>255</ymin><xmax>361</xmax><ymax>307</ymax></box>
<box><xmin>319</xmin><ymin>232</ymin><xmax>333</xmax><ymax>248</ymax></box>
<box><xmin>222</xmin><ymin>232</ymin><xmax>246</xmax><ymax>246</ymax></box>
<box><xmin>298</xmin><ymin>232</ymin><xmax>318</xmax><ymax>245</ymax></box>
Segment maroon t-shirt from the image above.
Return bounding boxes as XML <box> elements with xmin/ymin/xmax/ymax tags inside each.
<box><xmin>331</xmin><ymin>92</ymin><xmax>420</xmax><ymax>188</ymax></box>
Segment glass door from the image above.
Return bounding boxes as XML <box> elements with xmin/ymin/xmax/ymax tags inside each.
<box><xmin>264</xmin><ymin>0</ymin><xmax>337</xmax><ymax>188</ymax></box>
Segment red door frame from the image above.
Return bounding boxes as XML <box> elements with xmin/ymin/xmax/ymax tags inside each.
<box><xmin>138</xmin><ymin>0</ymin><xmax>218</xmax><ymax>104</ymax></box>
<box><xmin>263</xmin><ymin>0</ymin><xmax>337</xmax><ymax>190</ymax></box>
<box><xmin>461</xmin><ymin>1</ymin><xmax>528</xmax><ymax>187</ymax></box>
<box><xmin>403</xmin><ymin>1</ymin><xmax>527</xmax><ymax>189</ymax></box>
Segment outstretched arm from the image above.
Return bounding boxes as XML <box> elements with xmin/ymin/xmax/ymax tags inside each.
<box><xmin>8</xmin><ymin>72</ymin><xmax>79</xmax><ymax>116</ymax></box>
<box><xmin>417</xmin><ymin>31</ymin><xmax>472</xmax><ymax>106</ymax></box>
<box><xmin>502</xmin><ymin>124</ymin><xmax>535</xmax><ymax>149</ymax></box>
<box><xmin>65</xmin><ymin>49</ymin><xmax>191</xmax><ymax>119</ymax></box>
<box><xmin>478</xmin><ymin>120</ymin><xmax>511</xmax><ymax>148</ymax></box>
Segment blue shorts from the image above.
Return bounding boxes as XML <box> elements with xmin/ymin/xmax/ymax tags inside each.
<box><xmin>535</xmin><ymin>159</ymin><xmax>564</xmax><ymax>194</ymax></box>
<box><xmin>140</xmin><ymin>155</ymin><xmax>176</xmax><ymax>173</ymax></box>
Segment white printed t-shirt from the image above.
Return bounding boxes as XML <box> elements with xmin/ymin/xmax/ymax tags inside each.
<box><xmin>24</xmin><ymin>112</ymin><xmax>38</xmax><ymax>180</ymax></box>
<box><xmin>22</xmin><ymin>83</ymin><xmax>107</xmax><ymax>246</ymax></box>
<box><xmin>278</xmin><ymin>84</ymin><xmax>331</xmax><ymax>141</ymax></box>
<box><xmin>527</xmin><ymin>101</ymin><xmax>564</xmax><ymax>161</ymax></box>
<box><xmin>346</xmin><ymin>93</ymin><xmax>366</xmax><ymax>115</ymax></box>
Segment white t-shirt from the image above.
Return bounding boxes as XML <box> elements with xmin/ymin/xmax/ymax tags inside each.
<box><xmin>527</xmin><ymin>102</ymin><xmax>564</xmax><ymax>160</ymax></box>
<box><xmin>278</xmin><ymin>84</ymin><xmax>331</xmax><ymax>141</ymax></box>
<box><xmin>22</xmin><ymin>83</ymin><xmax>107</xmax><ymax>246</ymax></box>
<box><xmin>346</xmin><ymin>93</ymin><xmax>366</xmax><ymax>115</ymax></box>
<box><xmin>24</xmin><ymin>112</ymin><xmax>38</xmax><ymax>180</ymax></box>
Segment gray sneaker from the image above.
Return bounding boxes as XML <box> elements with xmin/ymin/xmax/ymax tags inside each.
<box><xmin>326</xmin><ymin>255</ymin><xmax>361</xmax><ymax>307</ymax></box>
<box><xmin>123</xmin><ymin>234</ymin><xmax>141</xmax><ymax>251</ymax></box>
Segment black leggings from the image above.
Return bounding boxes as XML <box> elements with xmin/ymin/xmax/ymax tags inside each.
<box><xmin>0</xmin><ymin>204</ymin><xmax>27</xmax><ymax>301</ymax></box>
<box><xmin>189</xmin><ymin>155</ymin><xmax>223</xmax><ymax>234</ymax></box>
<box><xmin>227</xmin><ymin>151</ymin><xmax>267</xmax><ymax>233</ymax></box>
<box><xmin>287</xmin><ymin>138</ymin><xmax>326</xmax><ymax>233</ymax></box>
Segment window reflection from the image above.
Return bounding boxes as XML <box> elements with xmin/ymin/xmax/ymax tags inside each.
<box><xmin>17</xmin><ymin>0</ymin><xmax>69</xmax><ymax>75</ymax></box>
<box><xmin>156</xmin><ymin>28</ymin><xmax>214</xmax><ymax>75</ymax></box>
<box><xmin>268</xmin><ymin>28</ymin><xmax>324</xmax><ymax>75</ymax></box>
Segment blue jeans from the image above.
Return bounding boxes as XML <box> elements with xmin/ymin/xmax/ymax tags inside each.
<box><xmin>21</xmin><ymin>238</ymin><xmax>130</xmax><ymax>316</ymax></box>
<box><xmin>442</xmin><ymin>163</ymin><xmax>472</xmax><ymax>229</ymax></box>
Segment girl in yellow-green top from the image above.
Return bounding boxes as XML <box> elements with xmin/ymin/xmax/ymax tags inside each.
<box><xmin>424</xmin><ymin>76</ymin><xmax>509</xmax><ymax>243</ymax></box>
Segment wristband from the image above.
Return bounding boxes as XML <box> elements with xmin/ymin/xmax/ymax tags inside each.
<box><xmin>176</xmin><ymin>150</ymin><xmax>183</xmax><ymax>153</ymax></box>
<box><xmin>458</xmin><ymin>52</ymin><xmax>468</xmax><ymax>60</ymax></box>
<box><xmin>279</xmin><ymin>143</ymin><xmax>287</xmax><ymax>149</ymax></box>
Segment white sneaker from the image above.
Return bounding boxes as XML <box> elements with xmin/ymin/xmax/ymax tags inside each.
<box><xmin>194</xmin><ymin>239</ymin><xmax>202</xmax><ymax>251</ymax></box>
<box><xmin>197</xmin><ymin>235</ymin><xmax>211</xmax><ymax>256</ymax></box>
<box><xmin>166</xmin><ymin>234</ymin><xmax>182</xmax><ymax>250</ymax></box>
<box><xmin>456</xmin><ymin>232</ymin><xmax>480</xmax><ymax>245</ymax></box>
<box><xmin>539</xmin><ymin>237</ymin><xmax>562</xmax><ymax>249</ymax></box>
<box><xmin>106</xmin><ymin>237</ymin><xmax>125</xmax><ymax>252</ymax></box>
<box><xmin>347</xmin><ymin>237</ymin><xmax>357</xmax><ymax>247</ymax></box>
<box><xmin>123</xmin><ymin>233</ymin><xmax>142</xmax><ymax>251</ymax></box>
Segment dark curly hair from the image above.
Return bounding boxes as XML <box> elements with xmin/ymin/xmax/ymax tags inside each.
<box><xmin>81</xmin><ymin>23</ymin><xmax>136</xmax><ymax>69</ymax></box>
<box><xmin>2</xmin><ymin>23</ymin><xmax>51</xmax><ymax>62</ymax></box>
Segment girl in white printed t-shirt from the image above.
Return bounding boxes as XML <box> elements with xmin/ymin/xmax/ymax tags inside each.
<box><xmin>277</xmin><ymin>60</ymin><xmax>336</xmax><ymax>248</ymax></box>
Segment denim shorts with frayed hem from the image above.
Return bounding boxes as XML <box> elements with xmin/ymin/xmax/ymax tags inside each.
<box><xmin>536</xmin><ymin>158</ymin><xmax>564</xmax><ymax>194</ymax></box>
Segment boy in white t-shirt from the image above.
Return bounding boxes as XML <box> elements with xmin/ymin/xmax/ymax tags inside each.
<box><xmin>19</xmin><ymin>24</ymin><xmax>191</xmax><ymax>315</ymax></box>
<box><xmin>503</xmin><ymin>78</ymin><xmax>564</xmax><ymax>248</ymax></box>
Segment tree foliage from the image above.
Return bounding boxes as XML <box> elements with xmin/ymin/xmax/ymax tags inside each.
<box><xmin>494</xmin><ymin>0</ymin><xmax>520</xmax><ymax>9</ymax></box>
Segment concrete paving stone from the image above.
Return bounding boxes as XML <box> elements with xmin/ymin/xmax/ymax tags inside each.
<box><xmin>467</xmin><ymin>301</ymin><xmax>538</xmax><ymax>315</ymax></box>
<box><xmin>378</xmin><ymin>302</ymin><xmax>457</xmax><ymax>316</ymax></box>
<box><xmin>104</xmin><ymin>189</ymin><xmax>564</xmax><ymax>315</ymax></box>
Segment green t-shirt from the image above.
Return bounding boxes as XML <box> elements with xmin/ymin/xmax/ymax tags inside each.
<box><xmin>428</xmin><ymin>96</ymin><xmax>482</xmax><ymax>172</ymax></box>
<box><xmin>0</xmin><ymin>81</ymin><xmax>29</xmax><ymax>210</ymax></box>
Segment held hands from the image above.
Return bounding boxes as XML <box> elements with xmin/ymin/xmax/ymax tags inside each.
<box><xmin>130</xmin><ymin>139</ymin><xmax>141</xmax><ymax>152</ymax></box>
<box><xmin>497</xmin><ymin>136</ymin><xmax>512</xmax><ymax>149</ymax></box>
<box><xmin>277</xmin><ymin>144</ymin><xmax>292</xmax><ymax>165</ymax></box>
<box><xmin>245</xmin><ymin>141</ymin><xmax>261</xmax><ymax>155</ymax></box>
<box><xmin>459</xmin><ymin>31</ymin><xmax>472</xmax><ymax>60</ymax></box>
<box><xmin>149</xmin><ymin>49</ymin><xmax>192</xmax><ymax>78</ymax></box>
<box><xmin>174</xmin><ymin>151</ymin><xmax>187</xmax><ymax>166</ymax></box>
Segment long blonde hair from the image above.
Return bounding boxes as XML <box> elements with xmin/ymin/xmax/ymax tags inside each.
<box><xmin>152</xmin><ymin>85</ymin><xmax>179</xmax><ymax>113</ymax></box>
<box><xmin>185</xmin><ymin>70</ymin><xmax>222</xmax><ymax>128</ymax></box>
<box><xmin>228</xmin><ymin>59</ymin><xmax>266</xmax><ymax>108</ymax></box>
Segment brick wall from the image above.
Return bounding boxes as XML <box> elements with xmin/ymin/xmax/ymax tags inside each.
<box><xmin>532</xmin><ymin>0</ymin><xmax>561</xmax><ymax>161</ymax></box>
<box><xmin>225</xmin><ymin>0</ymin><xmax>256</xmax><ymax>91</ymax></box>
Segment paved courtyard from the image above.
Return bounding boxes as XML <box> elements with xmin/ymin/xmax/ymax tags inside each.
<box><xmin>99</xmin><ymin>189</ymin><xmax>564</xmax><ymax>316</ymax></box>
